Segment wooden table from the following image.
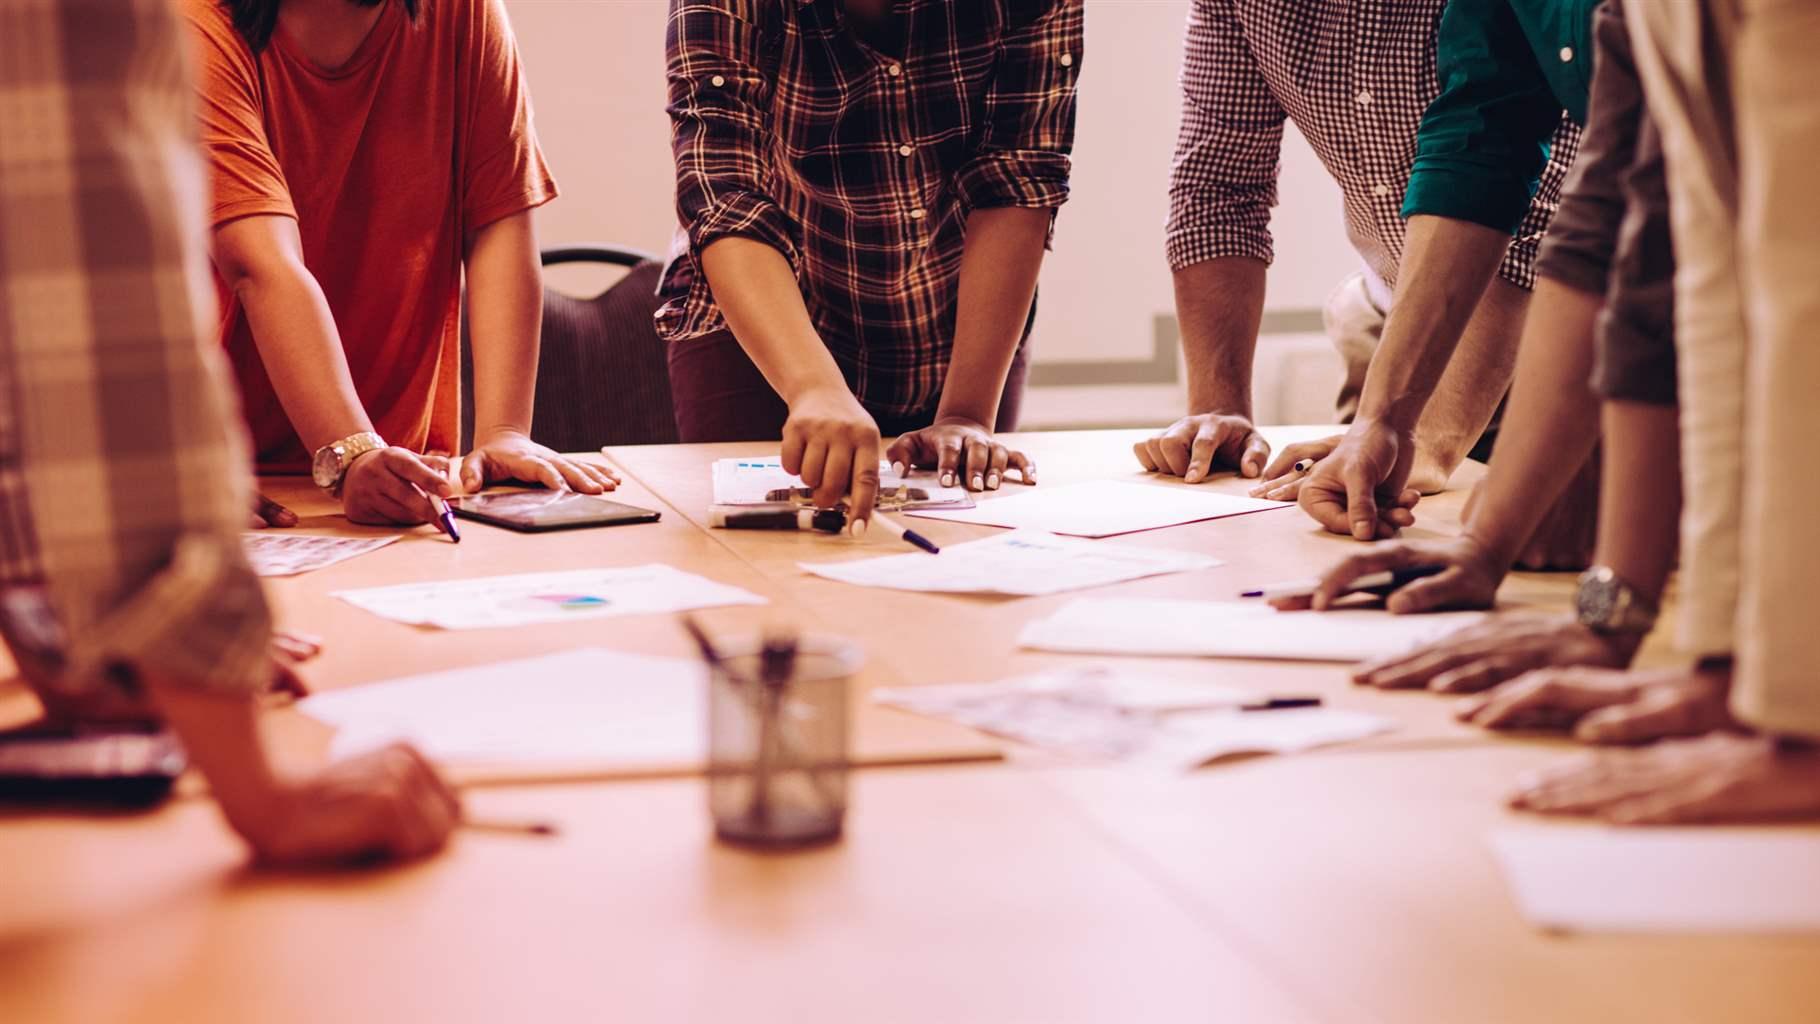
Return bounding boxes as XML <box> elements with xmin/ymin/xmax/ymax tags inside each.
<box><xmin>2</xmin><ymin>429</ymin><xmax>1815</xmax><ymax>1024</ymax></box>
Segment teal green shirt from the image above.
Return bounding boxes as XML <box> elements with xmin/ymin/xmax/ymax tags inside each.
<box><xmin>1402</xmin><ymin>0</ymin><xmax>1599</xmax><ymax>234</ymax></box>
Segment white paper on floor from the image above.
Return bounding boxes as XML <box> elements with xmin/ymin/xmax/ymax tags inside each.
<box><xmin>333</xmin><ymin>565</ymin><xmax>765</xmax><ymax>630</ymax></box>
<box><xmin>711</xmin><ymin>456</ymin><xmax>970</xmax><ymax>509</ymax></box>
<box><xmin>299</xmin><ymin>648</ymin><xmax>707</xmax><ymax>773</ymax></box>
<box><xmin>1490</xmin><ymin>827</ymin><xmax>1820</xmax><ymax>934</ymax></box>
<box><xmin>1019</xmin><ymin>598</ymin><xmax>1484</xmax><ymax>662</ymax></box>
<box><xmin>243</xmin><ymin>533</ymin><xmax>398</xmax><ymax>577</ymax></box>
<box><xmin>907</xmin><ymin>480</ymin><xmax>1289</xmax><ymax>538</ymax></box>
<box><xmin>875</xmin><ymin>667</ymin><xmax>1393</xmax><ymax>771</ymax></box>
<box><xmin>799</xmin><ymin>530</ymin><xmax>1222</xmax><ymax>596</ymax></box>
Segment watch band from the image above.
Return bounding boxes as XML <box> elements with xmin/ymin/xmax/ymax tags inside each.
<box><xmin>316</xmin><ymin>431</ymin><xmax>387</xmax><ymax>496</ymax></box>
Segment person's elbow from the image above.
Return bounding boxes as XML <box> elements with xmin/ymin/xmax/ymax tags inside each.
<box><xmin>210</xmin><ymin>219</ymin><xmax>311</xmax><ymax>306</ymax></box>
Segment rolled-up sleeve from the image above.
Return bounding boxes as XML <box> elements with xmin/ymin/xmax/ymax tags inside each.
<box><xmin>1164</xmin><ymin>0</ymin><xmax>1286</xmax><ymax>271</ymax></box>
<box><xmin>952</xmin><ymin>0</ymin><xmax>1083</xmax><ymax>216</ymax></box>
<box><xmin>0</xmin><ymin>0</ymin><xmax>272</xmax><ymax>707</ymax></box>
<box><xmin>1403</xmin><ymin>0</ymin><xmax>1565</xmax><ymax>234</ymax></box>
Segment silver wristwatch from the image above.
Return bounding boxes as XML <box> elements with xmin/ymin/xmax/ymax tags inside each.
<box><xmin>1574</xmin><ymin>565</ymin><xmax>1659</xmax><ymax>636</ymax></box>
<box><xmin>311</xmin><ymin>431</ymin><xmax>387</xmax><ymax>496</ymax></box>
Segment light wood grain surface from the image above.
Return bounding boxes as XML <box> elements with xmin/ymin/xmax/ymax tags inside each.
<box><xmin>1</xmin><ymin>429</ymin><xmax>1813</xmax><ymax>1024</ymax></box>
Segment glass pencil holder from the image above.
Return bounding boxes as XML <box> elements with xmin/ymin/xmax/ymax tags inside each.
<box><xmin>707</xmin><ymin>635</ymin><xmax>859</xmax><ymax>849</ymax></box>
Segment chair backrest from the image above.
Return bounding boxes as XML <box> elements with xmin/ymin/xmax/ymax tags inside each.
<box><xmin>460</xmin><ymin>244</ymin><xmax>678</xmax><ymax>453</ymax></box>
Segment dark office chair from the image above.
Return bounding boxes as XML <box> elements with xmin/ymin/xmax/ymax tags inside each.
<box><xmin>460</xmin><ymin>243</ymin><xmax>678</xmax><ymax>453</ymax></box>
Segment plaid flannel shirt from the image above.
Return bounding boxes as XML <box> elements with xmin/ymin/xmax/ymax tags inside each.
<box><xmin>1166</xmin><ymin>0</ymin><xmax>1580</xmax><ymax>294</ymax></box>
<box><xmin>659</xmin><ymin>0</ymin><xmax>1083</xmax><ymax>418</ymax></box>
<box><xmin>0</xmin><ymin>0</ymin><xmax>272</xmax><ymax>707</ymax></box>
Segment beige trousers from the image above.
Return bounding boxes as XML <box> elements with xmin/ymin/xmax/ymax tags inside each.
<box><xmin>1627</xmin><ymin>0</ymin><xmax>1820</xmax><ymax>737</ymax></box>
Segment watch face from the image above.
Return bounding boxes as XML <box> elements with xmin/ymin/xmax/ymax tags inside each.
<box><xmin>1576</xmin><ymin>568</ymin><xmax>1622</xmax><ymax>628</ymax></box>
<box><xmin>311</xmin><ymin>445</ymin><xmax>341</xmax><ymax>489</ymax></box>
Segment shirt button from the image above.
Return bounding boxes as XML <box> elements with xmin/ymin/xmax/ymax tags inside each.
<box><xmin>909</xmin><ymin>208</ymin><xmax>927</xmax><ymax>220</ymax></box>
<box><xmin>1372</xmin><ymin>183</ymin><xmax>1391</xmax><ymax>198</ymax></box>
<box><xmin>898</xmin><ymin>144</ymin><xmax>914</xmax><ymax>157</ymax></box>
<box><xmin>1559</xmin><ymin>46</ymin><xmax>1574</xmax><ymax>62</ymax></box>
<box><xmin>710</xmin><ymin>75</ymin><xmax>726</xmax><ymax>87</ymax></box>
<box><xmin>1355</xmin><ymin>89</ymin><xmax>1373</xmax><ymax>107</ymax></box>
<box><xmin>1059</xmin><ymin>53</ymin><xmax>1074</xmax><ymax>67</ymax></box>
<box><xmin>887</xmin><ymin>63</ymin><xmax>903</xmax><ymax>77</ymax></box>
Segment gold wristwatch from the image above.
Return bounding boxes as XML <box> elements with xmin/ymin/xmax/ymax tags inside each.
<box><xmin>311</xmin><ymin>431</ymin><xmax>387</xmax><ymax>496</ymax></box>
<box><xmin>1574</xmin><ymin>566</ymin><xmax>1659</xmax><ymax>636</ymax></box>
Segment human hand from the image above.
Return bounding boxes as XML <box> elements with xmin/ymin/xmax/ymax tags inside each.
<box><xmin>783</xmin><ymin>386</ymin><xmax>883</xmax><ymax>520</ymax></box>
<box><xmin>1248</xmin><ymin>435</ymin><xmax>1342</xmax><ymax>501</ymax></box>
<box><xmin>1350</xmin><ymin>615</ymin><xmax>1627</xmax><ymax>693</ymax></box>
<box><xmin>1133</xmin><ymin>413</ymin><xmax>1269</xmax><ymax>484</ymax></box>
<box><xmin>341</xmin><ymin>448</ymin><xmax>455</xmax><ymax>527</ymax></box>
<box><xmin>459</xmin><ymin>430</ymin><xmax>621</xmax><ymax>495</ymax></box>
<box><xmin>1457</xmin><ymin>663</ymin><xmax>1734</xmax><ymax>743</ymax></box>
<box><xmin>239</xmin><ymin>743</ymin><xmax>462</xmax><ymax>866</ymax></box>
<box><xmin>889</xmin><ymin>417</ymin><xmax>1034</xmax><ymax>493</ymax></box>
<box><xmin>250</xmin><ymin>493</ymin><xmax>298</xmax><ymax>529</ymax></box>
<box><xmin>1269</xmin><ymin>535</ymin><xmax>1503</xmax><ymax>615</ymax></box>
<box><xmin>1296</xmin><ymin>420</ymin><xmax>1420</xmax><ymax>540</ymax></box>
<box><xmin>1509</xmin><ymin>733</ymin><xmax>1820</xmax><ymax>825</ymax></box>
<box><xmin>266</xmin><ymin>630</ymin><xmax>323</xmax><ymax>703</ymax></box>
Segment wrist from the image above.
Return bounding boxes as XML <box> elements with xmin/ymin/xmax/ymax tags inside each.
<box><xmin>473</xmin><ymin>425</ymin><xmax>531</xmax><ymax>447</ymax></box>
<box><xmin>1184</xmin><ymin>387</ymin><xmax>1252</xmax><ymax>420</ymax></box>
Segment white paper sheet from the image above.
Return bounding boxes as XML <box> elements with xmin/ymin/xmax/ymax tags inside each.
<box><xmin>1491</xmin><ymin>827</ymin><xmax>1820</xmax><ymax>934</ymax></box>
<box><xmin>907</xmin><ymin>480</ymin><xmax>1290</xmax><ymax>537</ymax></box>
<box><xmin>1019</xmin><ymin>598</ymin><xmax>1484</xmax><ymax>662</ymax></box>
<box><xmin>242</xmin><ymin>533</ymin><xmax>398</xmax><ymax>577</ymax></box>
<box><xmin>333</xmin><ymin>565</ymin><xmax>765</xmax><ymax>630</ymax></box>
<box><xmin>876</xmin><ymin>667</ymin><xmax>1392</xmax><ymax>770</ymax></box>
<box><xmin>299</xmin><ymin>648</ymin><xmax>706</xmax><ymax>772</ymax></box>
<box><xmin>799</xmin><ymin>530</ymin><xmax>1222</xmax><ymax>596</ymax></box>
<box><xmin>711</xmin><ymin>456</ymin><xmax>971</xmax><ymax>509</ymax></box>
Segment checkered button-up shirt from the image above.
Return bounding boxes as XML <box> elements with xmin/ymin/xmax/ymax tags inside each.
<box><xmin>0</xmin><ymin>0</ymin><xmax>272</xmax><ymax>707</ymax></box>
<box><xmin>1165</xmin><ymin>0</ymin><xmax>1580</xmax><ymax>294</ymax></box>
<box><xmin>659</xmin><ymin>0</ymin><xmax>1083</xmax><ymax>418</ymax></box>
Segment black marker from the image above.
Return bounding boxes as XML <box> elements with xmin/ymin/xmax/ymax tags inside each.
<box><xmin>1240</xmin><ymin>564</ymin><xmax>1447</xmax><ymax>600</ymax></box>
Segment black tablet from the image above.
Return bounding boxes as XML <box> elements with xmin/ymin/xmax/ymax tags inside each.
<box><xmin>450</xmin><ymin>492</ymin><xmax>662</xmax><ymax>533</ymax></box>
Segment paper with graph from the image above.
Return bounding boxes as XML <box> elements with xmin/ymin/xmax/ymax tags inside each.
<box><xmin>243</xmin><ymin>533</ymin><xmax>398</xmax><ymax>577</ymax></box>
<box><xmin>333</xmin><ymin>565</ymin><xmax>765</xmax><ymax>629</ymax></box>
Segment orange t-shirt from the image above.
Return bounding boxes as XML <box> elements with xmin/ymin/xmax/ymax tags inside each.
<box><xmin>182</xmin><ymin>0</ymin><xmax>557</xmax><ymax>471</ymax></box>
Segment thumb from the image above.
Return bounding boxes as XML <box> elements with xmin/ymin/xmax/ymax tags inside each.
<box><xmin>1384</xmin><ymin>569</ymin><xmax>1468</xmax><ymax>614</ymax></box>
<box><xmin>1344</xmin><ymin>464</ymin><xmax>1380</xmax><ymax>542</ymax></box>
<box><xmin>1575</xmin><ymin>691</ymin><xmax>1697</xmax><ymax>746</ymax></box>
<box><xmin>460</xmin><ymin>452</ymin><xmax>485</xmax><ymax>494</ymax></box>
<box><xmin>1240</xmin><ymin>434</ymin><xmax>1271</xmax><ymax>479</ymax></box>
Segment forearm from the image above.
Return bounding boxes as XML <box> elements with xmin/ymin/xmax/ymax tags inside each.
<box><xmin>1358</xmin><ymin>215</ymin><xmax>1511</xmax><ymax>432</ymax></box>
<box><xmin>143</xmin><ymin>675</ymin><xmax>283</xmax><ymax>839</ymax></box>
<box><xmin>464</xmin><ymin>213</ymin><xmax>542</xmax><ymax>441</ymax></box>
<box><xmin>935</xmin><ymin>207</ymin><xmax>1050</xmax><ymax>425</ymax></box>
<box><xmin>1172</xmin><ymin>257</ymin><xmax>1267</xmax><ymax>417</ymax></box>
<box><xmin>699</xmin><ymin>237</ymin><xmax>848</xmax><ymax>404</ymax></box>
<box><xmin>231</xmin><ymin>260</ymin><xmax>372</xmax><ymax>452</ymax></box>
<box><xmin>1406</xmin><ymin>277</ymin><xmax>1530</xmax><ymax>491</ymax></box>
<box><xmin>1595</xmin><ymin>399</ymin><xmax>1680</xmax><ymax>603</ymax></box>
<box><xmin>1459</xmin><ymin>279</ymin><xmax>1603</xmax><ymax>562</ymax></box>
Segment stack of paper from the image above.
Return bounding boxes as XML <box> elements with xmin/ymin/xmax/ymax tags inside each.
<box><xmin>800</xmin><ymin>531</ymin><xmax>1222</xmax><ymax>596</ymax></box>
<box><xmin>1491</xmin><ymin>828</ymin><xmax>1820</xmax><ymax>934</ymax></box>
<box><xmin>1019</xmin><ymin>598</ymin><xmax>1483</xmax><ymax>662</ymax></box>
<box><xmin>243</xmin><ymin>533</ymin><xmax>397</xmax><ymax>577</ymax></box>
<box><xmin>712</xmin><ymin>456</ymin><xmax>971</xmax><ymax>510</ymax></box>
<box><xmin>299</xmin><ymin>648</ymin><xmax>707</xmax><ymax>778</ymax></box>
<box><xmin>907</xmin><ymin>480</ymin><xmax>1289</xmax><ymax>537</ymax></box>
<box><xmin>876</xmin><ymin>667</ymin><xmax>1393</xmax><ymax>771</ymax></box>
<box><xmin>334</xmin><ymin>565</ymin><xmax>765</xmax><ymax>630</ymax></box>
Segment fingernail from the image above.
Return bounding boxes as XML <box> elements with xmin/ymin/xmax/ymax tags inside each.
<box><xmin>1187</xmin><ymin>471</ymin><xmax>1203</xmax><ymax>483</ymax></box>
<box><xmin>987</xmin><ymin>473</ymin><xmax>1000</xmax><ymax>489</ymax></box>
<box><xmin>850</xmin><ymin>518</ymin><xmax>869</xmax><ymax>538</ymax></box>
<box><xmin>892</xmin><ymin>462</ymin><xmax>907</xmax><ymax>477</ymax></box>
<box><xmin>972</xmin><ymin>474</ymin><xmax>984</xmax><ymax>490</ymax></box>
<box><xmin>941</xmin><ymin>472</ymin><xmax>954</xmax><ymax>487</ymax></box>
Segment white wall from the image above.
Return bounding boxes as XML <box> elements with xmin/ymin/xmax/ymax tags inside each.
<box><xmin>507</xmin><ymin>0</ymin><xmax>1350</xmax><ymax>427</ymax></box>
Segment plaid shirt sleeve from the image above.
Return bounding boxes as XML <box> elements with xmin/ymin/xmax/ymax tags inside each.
<box><xmin>0</xmin><ymin>0</ymin><xmax>272</xmax><ymax>705</ymax></box>
<box><xmin>1164</xmin><ymin>0</ymin><xmax>1287</xmax><ymax>272</ymax></box>
<box><xmin>665</xmin><ymin>1</ymin><xmax>800</xmax><ymax>276</ymax></box>
<box><xmin>952</xmin><ymin>0</ymin><xmax>1084</xmax><ymax>215</ymax></box>
<box><xmin>1404</xmin><ymin>0</ymin><xmax>1566</xmax><ymax>233</ymax></box>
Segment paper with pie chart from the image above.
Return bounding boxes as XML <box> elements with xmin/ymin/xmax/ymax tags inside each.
<box><xmin>333</xmin><ymin>565</ymin><xmax>765</xmax><ymax>630</ymax></box>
